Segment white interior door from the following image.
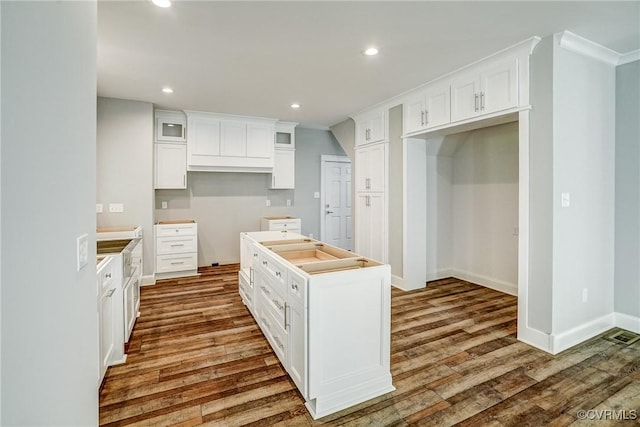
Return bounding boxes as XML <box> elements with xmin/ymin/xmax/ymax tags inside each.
<box><xmin>322</xmin><ymin>158</ymin><xmax>352</xmax><ymax>250</ymax></box>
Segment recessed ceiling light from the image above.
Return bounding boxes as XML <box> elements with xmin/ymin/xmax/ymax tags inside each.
<box><xmin>162</xmin><ymin>87</ymin><xmax>174</xmax><ymax>94</ymax></box>
<box><xmin>364</xmin><ymin>47</ymin><xmax>379</xmax><ymax>56</ymax></box>
<box><xmin>152</xmin><ymin>0</ymin><xmax>171</xmax><ymax>7</ymax></box>
<box><xmin>290</xmin><ymin>103</ymin><xmax>301</xmax><ymax>109</ymax></box>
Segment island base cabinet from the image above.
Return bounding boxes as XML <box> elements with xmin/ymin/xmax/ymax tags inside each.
<box><xmin>305</xmin><ymin>266</ymin><xmax>394</xmax><ymax>419</ymax></box>
<box><xmin>240</xmin><ymin>231</ymin><xmax>394</xmax><ymax>420</ymax></box>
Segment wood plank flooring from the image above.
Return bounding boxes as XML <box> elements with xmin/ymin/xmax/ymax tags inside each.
<box><xmin>99</xmin><ymin>265</ymin><xmax>640</xmax><ymax>426</ymax></box>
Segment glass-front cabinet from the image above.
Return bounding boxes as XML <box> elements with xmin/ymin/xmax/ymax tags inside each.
<box><xmin>155</xmin><ymin>110</ymin><xmax>186</xmax><ymax>142</ymax></box>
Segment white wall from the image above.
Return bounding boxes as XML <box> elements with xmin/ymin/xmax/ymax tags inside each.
<box><xmin>551</xmin><ymin>42</ymin><xmax>616</xmax><ymax>335</ymax></box>
<box><xmin>451</xmin><ymin>123</ymin><xmax>519</xmax><ymax>290</ymax></box>
<box><xmin>97</xmin><ymin>97</ymin><xmax>155</xmax><ymax>277</ymax></box>
<box><xmin>388</xmin><ymin>106</ymin><xmax>403</xmax><ymax>278</ymax></box>
<box><xmin>615</xmin><ymin>60</ymin><xmax>640</xmax><ymax>322</ymax></box>
<box><xmin>1</xmin><ymin>2</ymin><xmax>98</xmax><ymax>424</ymax></box>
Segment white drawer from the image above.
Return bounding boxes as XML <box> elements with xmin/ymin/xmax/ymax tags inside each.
<box><xmin>157</xmin><ymin>235</ymin><xmax>197</xmax><ymax>255</ymax></box>
<box><xmin>156</xmin><ymin>253</ymin><xmax>198</xmax><ymax>273</ymax></box>
<box><xmin>288</xmin><ymin>268</ymin><xmax>307</xmax><ymax>307</ymax></box>
<box><xmin>97</xmin><ymin>257</ymin><xmax>114</xmax><ymax>296</ymax></box>
<box><xmin>155</xmin><ymin>223</ymin><xmax>197</xmax><ymax>237</ymax></box>
<box><xmin>258</xmin><ymin>250</ymin><xmax>287</xmax><ymax>296</ymax></box>
<box><xmin>258</xmin><ymin>277</ymin><xmax>286</xmax><ymax>329</ymax></box>
<box><xmin>267</xmin><ymin>219</ymin><xmax>301</xmax><ymax>231</ymax></box>
<box><xmin>258</xmin><ymin>304</ymin><xmax>287</xmax><ymax>365</ymax></box>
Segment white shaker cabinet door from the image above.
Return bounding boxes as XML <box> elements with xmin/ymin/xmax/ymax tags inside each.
<box><xmin>155</xmin><ymin>143</ymin><xmax>186</xmax><ymax>189</ymax></box>
<box><xmin>246</xmin><ymin>122</ymin><xmax>273</xmax><ymax>158</ymax></box>
<box><xmin>480</xmin><ymin>57</ymin><xmax>518</xmax><ymax>115</ymax></box>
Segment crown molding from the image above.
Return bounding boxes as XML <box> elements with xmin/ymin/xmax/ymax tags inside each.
<box><xmin>619</xmin><ymin>50</ymin><xmax>640</xmax><ymax>66</ymax></box>
<box><xmin>555</xmin><ymin>30</ymin><xmax>622</xmax><ymax>66</ymax></box>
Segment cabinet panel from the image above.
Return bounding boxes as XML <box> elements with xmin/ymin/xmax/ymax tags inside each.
<box><xmin>450</xmin><ymin>73</ymin><xmax>481</xmax><ymax>122</ymax></box>
<box><xmin>355</xmin><ymin>143</ymin><xmax>386</xmax><ymax>193</ymax></box>
<box><xmin>270</xmin><ymin>149</ymin><xmax>295</xmax><ymax>189</ymax></box>
<box><xmin>156</xmin><ymin>110</ymin><xmax>186</xmax><ymax>142</ymax></box>
<box><xmin>404</xmin><ymin>92</ymin><xmax>427</xmax><ymax>134</ymax></box>
<box><xmin>246</xmin><ymin>123</ymin><xmax>273</xmax><ymax>158</ymax></box>
<box><xmin>480</xmin><ymin>57</ymin><xmax>518</xmax><ymax>114</ymax></box>
<box><xmin>156</xmin><ymin>235</ymin><xmax>197</xmax><ymax>255</ymax></box>
<box><xmin>220</xmin><ymin>121</ymin><xmax>246</xmax><ymax>157</ymax></box>
<box><xmin>355</xmin><ymin>193</ymin><xmax>386</xmax><ymax>263</ymax></box>
<box><xmin>425</xmin><ymin>84</ymin><xmax>451</xmax><ymax>129</ymax></box>
<box><xmin>155</xmin><ymin>143</ymin><xmax>186</xmax><ymax>189</ymax></box>
<box><xmin>189</xmin><ymin>116</ymin><xmax>220</xmax><ymax>156</ymax></box>
<box><xmin>287</xmin><ymin>300</ymin><xmax>307</xmax><ymax>398</ymax></box>
<box><xmin>355</xmin><ymin>109</ymin><xmax>387</xmax><ymax>146</ymax></box>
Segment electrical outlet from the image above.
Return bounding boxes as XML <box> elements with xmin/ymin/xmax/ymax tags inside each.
<box><xmin>77</xmin><ymin>234</ymin><xmax>88</xmax><ymax>271</ymax></box>
<box><xmin>266</xmin><ymin>199</ymin><xmax>271</xmax><ymax>207</ymax></box>
<box><xmin>582</xmin><ymin>288</ymin><xmax>588</xmax><ymax>302</ymax></box>
<box><xmin>286</xmin><ymin>199</ymin><xmax>291</xmax><ymax>207</ymax></box>
<box><xmin>313</xmin><ymin>192</ymin><xmax>320</xmax><ymax>199</ymax></box>
<box><xmin>96</xmin><ymin>203</ymin><xmax>103</xmax><ymax>213</ymax></box>
<box><xmin>109</xmin><ymin>203</ymin><xmax>124</xmax><ymax>213</ymax></box>
<box><xmin>161</xmin><ymin>201</ymin><xmax>168</xmax><ymax>209</ymax></box>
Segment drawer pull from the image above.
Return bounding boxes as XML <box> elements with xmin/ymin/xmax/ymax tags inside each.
<box><xmin>285</xmin><ymin>302</ymin><xmax>289</xmax><ymax>328</ymax></box>
<box><xmin>253</xmin><ymin>253</ymin><xmax>258</xmax><ymax>258</ymax></box>
<box><xmin>105</xmin><ymin>273</ymin><xmax>112</xmax><ymax>279</ymax></box>
<box><xmin>274</xmin><ymin>336</ymin><xmax>284</xmax><ymax>350</ymax></box>
<box><xmin>275</xmin><ymin>271</ymin><xmax>281</xmax><ymax>278</ymax></box>
<box><xmin>273</xmin><ymin>300</ymin><xmax>283</xmax><ymax>310</ymax></box>
<box><xmin>106</xmin><ymin>288</ymin><xmax>116</xmax><ymax>298</ymax></box>
<box><xmin>261</xmin><ymin>317</ymin><xmax>271</xmax><ymax>330</ymax></box>
<box><xmin>170</xmin><ymin>261</ymin><xmax>185</xmax><ymax>265</ymax></box>
<box><xmin>291</xmin><ymin>283</ymin><xmax>298</xmax><ymax>291</ymax></box>
<box><xmin>170</xmin><ymin>243</ymin><xmax>185</xmax><ymax>247</ymax></box>
<box><xmin>262</xmin><ymin>260</ymin><xmax>267</xmax><ymax>266</ymax></box>
<box><xmin>260</xmin><ymin>286</ymin><xmax>270</xmax><ymax>296</ymax></box>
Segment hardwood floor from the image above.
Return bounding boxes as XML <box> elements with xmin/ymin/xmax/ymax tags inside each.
<box><xmin>100</xmin><ymin>265</ymin><xmax>640</xmax><ymax>426</ymax></box>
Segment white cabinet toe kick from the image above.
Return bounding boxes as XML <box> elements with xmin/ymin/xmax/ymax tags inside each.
<box><xmin>239</xmin><ymin>231</ymin><xmax>394</xmax><ymax>419</ymax></box>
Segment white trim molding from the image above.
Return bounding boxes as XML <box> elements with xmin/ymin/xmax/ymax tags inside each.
<box><xmin>555</xmin><ymin>30</ymin><xmax>624</xmax><ymax>66</ymax></box>
<box><xmin>450</xmin><ymin>269</ymin><xmax>517</xmax><ymax>297</ymax></box>
<box><xmin>141</xmin><ymin>274</ymin><xmax>156</xmax><ymax>286</ymax></box>
<box><xmin>550</xmin><ymin>314</ymin><xmax>616</xmax><ymax>355</ymax></box>
<box><xmin>614</xmin><ymin>312</ymin><xmax>640</xmax><ymax>334</ymax></box>
<box><xmin>619</xmin><ymin>49</ymin><xmax>640</xmax><ymax>66</ymax></box>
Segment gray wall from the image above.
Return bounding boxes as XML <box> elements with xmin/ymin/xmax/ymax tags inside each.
<box><xmin>156</xmin><ymin>128</ymin><xmax>345</xmax><ymax>265</ymax></box>
<box><xmin>527</xmin><ymin>36</ymin><xmax>555</xmax><ymax>333</ymax></box>
<box><xmin>97</xmin><ymin>97</ymin><xmax>155</xmax><ymax>277</ymax></box>
<box><xmin>615</xmin><ymin>60</ymin><xmax>640</xmax><ymax>318</ymax></box>
<box><xmin>330</xmin><ymin>118</ymin><xmax>356</xmax><ymax>162</ymax></box>
<box><xmin>388</xmin><ymin>106</ymin><xmax>403</xmax><ymax>278</ymax></box>
<box><xmin>1</xmin><ymin>2</ymin><xmax>99</xmax><ymax>424</ymax></box>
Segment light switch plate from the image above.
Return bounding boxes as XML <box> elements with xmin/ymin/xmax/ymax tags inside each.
<box><xmin>265</xmin><ymin>199</ymin><xmax>271</xmax><ymax>207</ymax></box>
<box><xmin>313</xmin><ymin>192</ymin><xmax>320</xmax><ymax>199</ymax></box>
<box><xmin>561</xmin><ymin>193</ymin><xmax>570</xmax><ymax>208</ymax></box>
<box><xmin>286</xmin><ymin>199</ymin><xmax>291</xmax><ymax>207</ymax></box>
<box><xmin>77</xmin><ymin>234</ymin><xmax>88</xmax><ymax>271</ymax></box>
<box><xmin>161</xmin><ymin>201</ymin><xmax>168</xmax><ymax>209</ymax></box>
<box><xmin>96</xmin><ymin>203</ymin><xmax>103</xmax><ymax>213</ymax></box>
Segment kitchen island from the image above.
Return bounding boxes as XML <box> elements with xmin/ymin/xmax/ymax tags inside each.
<box><xmin>239</xmin><ymin>231</ymin><xmax>394</xmax><ymax>419</ymax></box>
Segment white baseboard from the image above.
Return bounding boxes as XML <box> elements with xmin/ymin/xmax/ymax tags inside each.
<box><xmin>391</xmin><ymin>275</ymin><xmax>406</xmax><ymax>290</ymax></box>
<box><xmin>450</xmin><ymin>268</ymin><xmax>518</xmax><ymax>296</ymax></box>
<box><xmin>614</xmin><ymin>312</ymin><xmax>640</xmax><ymax>334</ymax></box>
<box><xmin>517</xmin><ymin>324</ymin><xmax>552</xmax><ymax>353</ymax></box>
<box><xmin>141</xmin><ymin>274</ymin><xmax>156</xmax><ymax>286</ymax></box>
<box><xmin>550</xmin><ymin>313</ymin><xmax>615</xmax><ymax>354</ymax></box>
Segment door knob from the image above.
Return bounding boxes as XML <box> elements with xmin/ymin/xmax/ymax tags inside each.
<box><xmin>326</xmin><ymin>210</ymin><xmax>334</xmax><ymax>214</ymax></box>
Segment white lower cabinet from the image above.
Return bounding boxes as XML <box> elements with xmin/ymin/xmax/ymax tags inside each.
<box><xmin>239</xmin><ymin>231</ymin><xmax>393</xmax><ymax>419</ymax></box>
<box><xmin>355</xmin><ymin>192</ymin><xmax>387</xmax><ymax>263</ymax></box>
<box><xmin>98</xmin><ymin>256</ymin><xmax>115</xmax><ymax>384</ymax></box>
<box><xmin>155</xmin><ymin>221</ymin><xmax>198</xmax><ymax>278</ymax></box>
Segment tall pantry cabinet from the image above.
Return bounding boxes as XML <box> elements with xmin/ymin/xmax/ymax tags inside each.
<box><xmin>353</xmin><ymin>108</ymin><xmax>389</xmax><ymax>263</ymax></box>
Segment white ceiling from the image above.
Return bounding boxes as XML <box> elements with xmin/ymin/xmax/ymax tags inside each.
<box><xmin>97</xmin><ymin>1</ymin><xmax>640</xmax><ymax>128</ymax></box>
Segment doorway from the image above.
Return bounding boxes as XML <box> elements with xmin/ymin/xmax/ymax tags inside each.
<box><xmin>320</xmin><ymin>155</ymin><xmax>352</xmax><ymax>250</ymax></box>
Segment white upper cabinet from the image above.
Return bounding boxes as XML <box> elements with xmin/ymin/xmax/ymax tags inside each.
<box><xmin>355</xmin><ymin>108</ymin><xmax>387</xmax><ymax>146</ymax></box>
<box><xmin>451</xmin><ymin>57</ymin><xmax>518</xmax><ymax>122</ymax></box>
<box><xmin>154</xmin><ymin>143</ymin><xmax>186</xmax><ymax>189</ymax></box>
<box><xmin>275</xmin><ymin>122</ymin><xmax>297</xmax><ymax>149</ymax></box>
<box><xmin>270</xmin><ymin>149</ymin><xmax>295</xmax><ymax>189</ymax></box>
<box><xmin>355</xmin><ymin>143</ymin><xmax>386</xmax><ymax>193</ymax></box>
<box><xmin>404</xmin><ymin>82</ymin><xmax>451</xmax><ymax>134</ymax></box>
<box><xmin>185</xmin><ymin>111</ymin><xmax>277</xmax><ymax>172</ymax></box>
<box><xmin>155</xmin><ymin>110</ymin><xmax>186</xmax><ymax>142</ymax></box>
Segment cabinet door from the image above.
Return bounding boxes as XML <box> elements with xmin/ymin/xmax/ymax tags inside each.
<box><xmin>355</xmin><ymin>143</ymin><xmax>386</xmax><ymax>193</ymax></box>
<box><xmin>425</xmin><ymin>83</ymin><xmax>451</xmax><ymax>129</ymax></box>
<box><xmin>155</xmin><ymin>143</ymin><xmax>186</xmax><ymax>189</ymax></box>
<box><xmin>480</xmin><ymin>57</ymin><xmax>518</xmax><ymax>114</ymax></box>
<box><xmin>354</xmin><ymin>193</ymin><xmax>372</xmax><ymax>257</ymax></box>
<box><xmin>367</xmin><ymin>111</ymin><xmax>386</xmax><ymax>143</ymax></box>
<box><xmin>156</xmin><ymin>116</ymin><xmax>186</xmax><ymax>142</ymax></box>
<box><xmin>270</xmin><ymin>149</ymin><xmax>295</xmax><ymax>189</ymax></box>
<box><xmin>287</xmin><ymin>300</ymin><xmax>307</xmax><ymax>399</ymax></box>
<box><xmin>188</xmin><ymin>116</ymin><xmax>220</xmax><ymax>156</ymax></box>
<box><xmin>367</xmin><ymin>193</ymin><xmax>387</xmax><ymax>263</ymax></box>
<box><xmin>246</xmin><ymin>123</ymin><xmax>273</xmax><ymax>158</ymax></box>
<box><xmin>403</xmin><ymin>92</ymin><xmax>427</xmax><ymax>134</ymax></box>
<box><xmin>220</xmin><ymin>121</ymin><xmax>246</xmax><ymax>157</ymax></box>
<box><xmin>450</xmin><ymin>73</ymin><xmax>481</xmax><ymax>122</ymax></box>
<box><xmin>99</xmin><ymin>287</ymin><xmax>115</xmax><ymax>379</ymax></box>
